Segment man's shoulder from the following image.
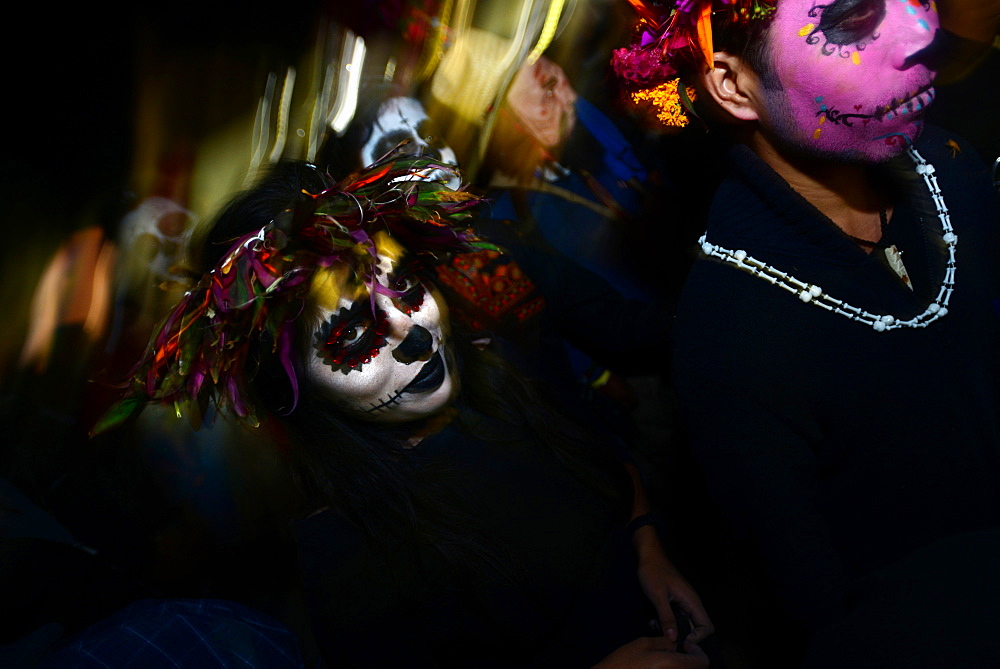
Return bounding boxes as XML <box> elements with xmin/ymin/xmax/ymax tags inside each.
<box><xmin>917</xmin><ymin>124</ymin><xmax>991</xmax><ymax>171</ymax></box>
<box><xmin>916</xmin><ymin>123</ymin><xmax>1000</xmax><ymax>226</ymax></box>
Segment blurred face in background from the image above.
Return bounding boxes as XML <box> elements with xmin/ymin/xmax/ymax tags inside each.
<box><xmin>505</xmin><ymin>56</ymin><xmax>578</xmax><ymax>150</ymax></box>
<box><xmin>359</xmin><ymin>97</ymin><xmax>462</xmax><ymax>189</ymax></box>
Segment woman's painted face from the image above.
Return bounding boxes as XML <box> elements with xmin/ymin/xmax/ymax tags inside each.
<box><xmin>359</xmin><ymin>97</ymin><xmax>461</xmax><ymax>189</ymax></box>
<box><xmin>305</xmin><ymin>245</ymin><xmax>457</xmax><ymax>423</ymax></box>
<box><xmin>761</xmin><ymin>0</ymin><xmax>939</xmax><ymax>161</ymax></box>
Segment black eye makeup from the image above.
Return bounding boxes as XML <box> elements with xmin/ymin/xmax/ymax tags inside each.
<box><xmin>387</xmin><ymin>263</ymin><xmax>426</xmax><ymax>315</ymax></box>
<box><xmin>315</xmin><ymin>303</ymin><xmax>391</xmax><ymax>374</ymax></box>
<box><xmin>806</xmin><ymin>0</ymin><xmax>886</xmax><ymax>55</ymax></box>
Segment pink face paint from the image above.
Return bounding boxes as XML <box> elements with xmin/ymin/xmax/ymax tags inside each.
<box><xmin>762</xmin><ymin>0</ymin><xmax>938</xmax><ymax>162</ymax></box>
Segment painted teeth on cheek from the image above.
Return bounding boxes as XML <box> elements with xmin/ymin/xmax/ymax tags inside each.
<box><xmin>880</xmin><ymin>87</ymin><xmax>933</xmax><ymax>121</ymax></box>
<box><xmin>919</xmin><ymin>88</ymin><xmax>935</xmax><ymax>109</ymax></box>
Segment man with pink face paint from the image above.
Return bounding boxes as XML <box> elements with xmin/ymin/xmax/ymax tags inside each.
<box><xmin>615</xmin><ymin>0</ymin><xmax>1000</xmax><ymax>666</ymax></box>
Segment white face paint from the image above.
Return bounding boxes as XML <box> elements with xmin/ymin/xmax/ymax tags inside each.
<box><xmin>359</xmin><ymin>97</ymin><xmax>462</xmax><ymax>189</ymax></box>
<box><xmin>305</xmin><ymin>250</ymin><xmax>457</xmax><ymax>423</ymax></box>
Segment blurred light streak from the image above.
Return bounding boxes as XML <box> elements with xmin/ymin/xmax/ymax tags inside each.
<box><xmin>306</xmin><ymin>60</ymin><xmax>337</xmax><ymax>164</ymax></box>
<box><xmin>247</xmin><ymin>66</ymin><xmax>301</xmax><ymax>185</ymax></box>
<box><xmin>19</xmin><ymin>251</ymin><xmax>62</xmax><ymax>371</ymax></box>
<box><xmin>268</xmin><ymin>67</ymin><xmax>297</xmax><ymax>165</ymax></box>
<box><xmin>526</xmin><ymin>0</ymin><xmax>568</xmax><ymax>65</ymax></box>
<box><xmin>19</xmin><ymin>227</ymin><xmax>115</xmax><ymax>373</ymax></box>
<box><xmin>414</xmin><ymin>0</ymin><xmax>458</xmax><ymax>84</ymax></box>
<box><xmin>246</xmin><ymin>71</ymin><xmax>279</xmax><ymax>187</ymax></box>
<box><xmin>328</xmin><ymin>32</ymin><xmax>367</xmax><ymax>135</ymax></box>
<box><xmin>84</xmin><ymin>238</ymin><xmax>116</xmax><ymax>341</ymax></box>
<box><xmin>430</xmin><ymin>0</ymin><xmax>560</xmax><ymax>180</ymax></box>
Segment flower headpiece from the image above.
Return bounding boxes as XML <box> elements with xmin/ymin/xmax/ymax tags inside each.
<box><xmin>611</xmin><ymin>0</ymin><xmax>776</xmax><ymax>127</ymax></box>
<box><xmin>93</xmin><ymin>154</ymin><xmax>492</xmax><ymax>435</ymax></box>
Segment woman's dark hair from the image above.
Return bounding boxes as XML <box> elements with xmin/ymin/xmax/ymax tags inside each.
<box><xmin>195</xmin><ymin>161</ymin><xmax>332</xmax><ymax>272</ymax></box>
<box><xmin>276</xmin><ymin>326</ymin><xmax>631</xmax><ymax>549</ymax></box>
<box><xmin>197</xmin><ymin>160</ymin><xmax>631</xmax><ymax>570</ymax></box>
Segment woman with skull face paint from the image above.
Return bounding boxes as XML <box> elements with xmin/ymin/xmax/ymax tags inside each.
<box><xmin>94</xmin><ymin>155</ymin><xmax>712</xmax><ymax>668</ymax></box>
<box><xmin>317</xmin><ymin>78</ymin><xmax>681</xmax><ymax>472</ymax></box>
<box><xmin>614</xmin><ymin>0</ymin><xmax>1000</xmax><ymax>666</ymax></box>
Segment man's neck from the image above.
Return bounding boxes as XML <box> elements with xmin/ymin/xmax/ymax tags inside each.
<box><xmin>750</xmin><ymin>134</ymin><xmax>892</xmax><ymax>247</ymax></box>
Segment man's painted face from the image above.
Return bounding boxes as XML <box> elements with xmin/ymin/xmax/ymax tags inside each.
<box><xmin>761</xmin><ymin>0</ymin><xmax>939</xmax><ymax>161</ymax></box>
<box><xmin>506</xmin><ymin>56</ymin><xmax>578</xmax><ymax>149</ymax></box>
<box><xmin>360</xmin><ymin>97</ymin><xmax>461</xmax><ymax>189</ymax></box>
<box><xmin>305</xmin><ymin>241</ymin><xmax>457</xmax><ymax>423</ymax></box>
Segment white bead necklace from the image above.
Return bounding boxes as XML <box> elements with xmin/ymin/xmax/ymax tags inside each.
<box><xmin>698</xmin><ymin>148</ymin><xmax>956</xmax><ymax>332</ymax></box>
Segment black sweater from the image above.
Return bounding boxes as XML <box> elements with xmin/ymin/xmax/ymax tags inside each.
<box><xmin>672</xmin><ymin>125</ymin><xmax>1000</xmax><ymax>629</ymax></box>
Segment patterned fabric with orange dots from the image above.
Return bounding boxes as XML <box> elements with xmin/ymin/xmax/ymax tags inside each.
<box><xmin>434</xmin><ymin>250</ymin><xmax>546</xmax><ymax>334</ymax></box>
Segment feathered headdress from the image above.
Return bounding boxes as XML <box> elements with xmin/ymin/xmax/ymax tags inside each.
<box><xmin>611</xmin><ymin>0</ymin><xmax>776</xmax><ymax>127</ymax></box>
<box><xmin>93</xmin><ymin>153</ymin><xmax>493</xmax><ymax>435</ymax></box>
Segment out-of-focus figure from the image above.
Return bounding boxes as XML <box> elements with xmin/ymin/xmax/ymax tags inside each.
<box><xmin>428</xmin><ymin>25</ymin><xmax>685</xmax><ymax>508</ymax></box>
<box><xmin>317</xmin><ymin>81</ymin><xmax>460</xmax><ymax>188</ymax></box>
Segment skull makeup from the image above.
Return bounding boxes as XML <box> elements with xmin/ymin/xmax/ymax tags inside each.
<box><xmin>359</xmin><ymin>97</ymin><xmax>462</xmax><ymax>189</ymax></box>
<box><xmin>305</xmin><ymin>234</ymin><xmax>457</xmax><ymax>423</ymax></box>
<box><xmin>760</xmin><ymin>0</ymin><xmax>939</xmax><ymax>161</ymax></box>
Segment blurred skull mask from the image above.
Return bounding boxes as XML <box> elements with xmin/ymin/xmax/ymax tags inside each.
<box><xmin>360</xmin><ymin>97</ymin><xmax>461</xmax><ymax>189</ymax></box>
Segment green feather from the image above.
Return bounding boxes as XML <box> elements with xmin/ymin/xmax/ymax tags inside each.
<box><xmin>90</xmin><ymin>395</ymin><xmax>148</xmax><ymax>436</ymax></box>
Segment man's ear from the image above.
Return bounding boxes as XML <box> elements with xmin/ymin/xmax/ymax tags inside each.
<box><xmin>699</xmin><ymin>52</ymin><xmax>762</xmax><ymax>122</ymax></box>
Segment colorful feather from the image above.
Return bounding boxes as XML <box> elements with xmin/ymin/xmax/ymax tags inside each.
<box><xmin>611</xmin><ymin>0</ymin><xmax>777</xmax><ymax>86</ymax></box>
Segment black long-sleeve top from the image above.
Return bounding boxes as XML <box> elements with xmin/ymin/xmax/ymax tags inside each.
<box><xmin>672</xmin><ymin>125</ymin><xmax>1000</xmax><ymax>629</ymax></box>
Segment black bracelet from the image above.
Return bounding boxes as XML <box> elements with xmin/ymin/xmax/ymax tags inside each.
<box><xmin>625</xmin><ymin>512</ymin><xmax>661</xmax><ymax>536</ymax></box>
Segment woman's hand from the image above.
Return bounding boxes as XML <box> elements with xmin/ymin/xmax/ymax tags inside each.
<box><xmin>634</xmin><ymin>524</ymin><xmax>714</xmax><ymax>649</ymax></box>
<box><xmin>593</xmin><ymin>637</ymin><xmax>709</xmax><ymax>668</ymax></box>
